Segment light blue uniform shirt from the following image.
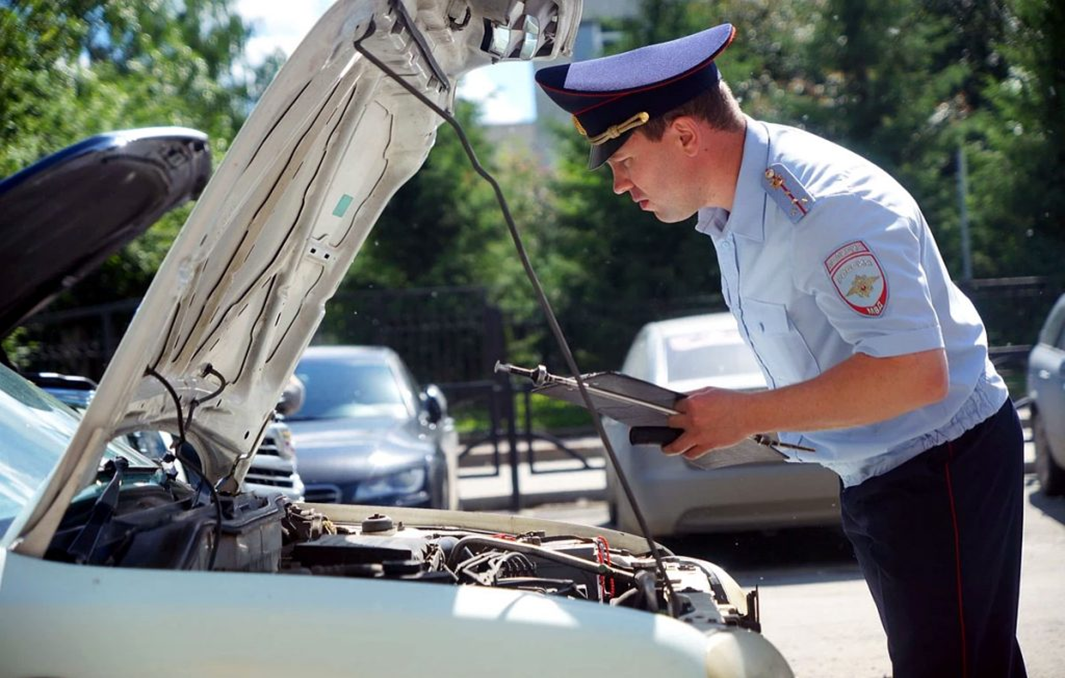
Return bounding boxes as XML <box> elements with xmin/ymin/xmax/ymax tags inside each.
<box><xmin>697</xmin><ymin>119</ymin><xmax>1008</xmax><ymax>487</ymax></box>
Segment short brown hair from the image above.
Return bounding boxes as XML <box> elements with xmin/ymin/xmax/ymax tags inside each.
<box><xmin>639</xmin><ymin>80</ymin><xmax>744</xmax><ymax>140</ymax></box>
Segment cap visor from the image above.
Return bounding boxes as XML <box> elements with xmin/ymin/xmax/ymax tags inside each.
<box><xmin>587</xmin><ymin>133</ymin><xmax>631</xmax><ymax>170</ymax></box>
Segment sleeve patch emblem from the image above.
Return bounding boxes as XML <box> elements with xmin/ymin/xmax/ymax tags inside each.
<box><xmin>824</xmin><ymin>241</ymin><xmax>888</xmax><ymax>317</ymax></box>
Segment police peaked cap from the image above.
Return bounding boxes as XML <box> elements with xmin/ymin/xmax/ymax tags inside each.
<box><xmin>535</xmin><ymin>23</ymin><xmax>735</xmax><ymax>169</ymax></box>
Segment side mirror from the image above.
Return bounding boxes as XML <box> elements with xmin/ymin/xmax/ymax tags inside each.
<box><xmin>277</xmin><ymin>374</ymin><xmax>305</xmax><ymax>418</ymax></box>
<box><xmin>422</xmin><ymin>384</ymin><xmax>447</xmax><ymax>425</ymax></box>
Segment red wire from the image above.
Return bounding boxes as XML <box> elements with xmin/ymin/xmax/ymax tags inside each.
<box><xmin>595</xmin><ymin>536</ymin><xmax>615</xmax><ymax>602</ymax></box>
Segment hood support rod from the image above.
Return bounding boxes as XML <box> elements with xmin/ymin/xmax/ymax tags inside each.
<box><xmin>353</xmin><ymin>35</ymin><xmax>681</xmax><ymax>616</ymax></box>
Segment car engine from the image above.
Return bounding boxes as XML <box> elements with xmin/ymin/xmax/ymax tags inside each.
<box><xmin>44</xmin><ymin>484</ymin><xmax>760</xmax><ymax>632</ymax></box>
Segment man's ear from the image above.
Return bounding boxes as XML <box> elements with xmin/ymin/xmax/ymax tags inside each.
<box><xmin>669</xmin><ymin>116</ymin><xmax>701</xmax><ymax>157</ymax></box>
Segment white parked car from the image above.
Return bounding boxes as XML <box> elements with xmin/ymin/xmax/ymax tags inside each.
<box><xmin>604</xmin><ymin>312</ymin><xmax>841</xmax><ymax>535</ymax></box>
<box><xmin>0</xmin><ymin>2</ymin><xmax>793</xmax><ymax>676</ymax></box>
<box><xmin>1027</xmin><ymin>293</ymin><xmax>1065</xmax><ymax>495</ymax></box>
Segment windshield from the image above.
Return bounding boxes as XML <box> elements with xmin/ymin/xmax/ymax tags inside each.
<box><xmin>293</xmin><ymin>359</ymin><xmax>410</xmax><ymax>420</ymax></box>
<box><xmin>665</xmin><ymin>330</ymin><xmax>763</xmax><ymax>382</ymax></box>
<box><xmin>0</xmin><ymin>363</ymin><xmax>156</xmax><ymax>532</ymax></box>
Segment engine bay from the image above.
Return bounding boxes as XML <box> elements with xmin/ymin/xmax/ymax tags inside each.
<box><xmin>44</xmin><ymin>479</ymin><xmax>760</xmax><ymax>633</ymax></box>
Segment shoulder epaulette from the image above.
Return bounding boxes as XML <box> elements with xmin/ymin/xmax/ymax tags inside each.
<box><xmin>762</xmin><ymin>164</ymin><xmax>814</xmax><ymax>224</ymax></box>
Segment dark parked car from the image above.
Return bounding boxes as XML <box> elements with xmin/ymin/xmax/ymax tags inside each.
<box><xmin>1027</xmin><ymin>293</ymin><xmax>1065</xmax><ymax>495</ymax></box>
<box><xmin>289</xmin><ymin>345</ymin><xmax>459</xmax><ymax>509</ymax></box>
<box><xmin>24</xmin><ymin>372</ymin><xmax>170</xmax><ymax>460</ymax></box>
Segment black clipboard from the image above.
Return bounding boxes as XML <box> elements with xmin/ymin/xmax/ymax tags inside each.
<box><xmin>498</xmin><ymin>364</ymin><xmax>794</xmax><ymax>470</ymax></box>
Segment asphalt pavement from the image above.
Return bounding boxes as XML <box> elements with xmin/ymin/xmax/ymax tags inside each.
<box><xmin>457</xmin><ymin>436</ymin><xmax>607</xmax><ymax>511</ymax></box>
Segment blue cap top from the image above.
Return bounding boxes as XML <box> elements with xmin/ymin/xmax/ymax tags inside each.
<box><xmin>535</xmin><ymin>24</ymin><xmax>735</xmax><ymax>168</ymax></box>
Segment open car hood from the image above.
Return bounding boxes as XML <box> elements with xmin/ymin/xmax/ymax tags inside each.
<box><xmin>12</xmin><ymin>0</ymin><xmax>582</xmax><ymax>556</ymax></box>
<box><xmin>0</xmin><ymin>128</ymin><xmax>210</xmax><ymax>336</ymax></box>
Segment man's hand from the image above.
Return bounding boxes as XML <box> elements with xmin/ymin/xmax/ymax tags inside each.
<box><xmin>660</xmin><ymin>350</ymin><xmax>950</xmax><ymax>462</ymax></box>
<box><xmin>663</xmin><ymin>387</ymin><xmax>754</xmax><ymax>459</ymax></box>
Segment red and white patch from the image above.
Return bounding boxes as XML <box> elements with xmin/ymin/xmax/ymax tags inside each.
<box><xmin>824</xmin><ymin>241</ymin><xmax>888</xmax><ymax>317</ymax></box>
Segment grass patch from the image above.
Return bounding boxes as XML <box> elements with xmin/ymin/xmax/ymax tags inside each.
<box><xmin>451</xmin><ymin>391</ymin><xmax>592</xmax><ymax>436</ymax></box>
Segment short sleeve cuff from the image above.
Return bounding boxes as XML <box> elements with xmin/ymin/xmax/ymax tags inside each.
<box><xmin>854</xmin><ymin>323</ymin><xmax>944</xmax><ymax>358</ymax></box>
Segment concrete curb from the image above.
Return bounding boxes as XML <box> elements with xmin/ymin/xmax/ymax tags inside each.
<box><xmin>457</xmin><ymin>457</ymin><xmax>607</xmax><ymax>512</ymax></box>
<box><xmin>460</xmin><ymin>486</ymin><xmax>607</xmax><ymax>512</ymax></box>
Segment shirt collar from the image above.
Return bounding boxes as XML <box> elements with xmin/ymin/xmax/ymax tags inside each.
<box><xmin>695</xmin><ymin>117</ymin><xmax>771</xmax><ymax>243</ymax></box>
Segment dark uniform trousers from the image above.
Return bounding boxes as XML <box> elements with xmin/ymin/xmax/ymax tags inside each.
<box><xmin>840</xmin><ymin>400</ymin><xmax>1027</xmax><ymax>678</ymax></box>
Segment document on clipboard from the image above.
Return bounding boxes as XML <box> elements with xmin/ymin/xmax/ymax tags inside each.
<box><xmin>494</xmin><ymin>362</ymin><xmax>813</xmax><ymax>470</ymax></box>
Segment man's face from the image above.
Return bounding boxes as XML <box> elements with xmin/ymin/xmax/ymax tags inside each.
<box><xmin>605</xmin><ymin>128</ymin><xmax>701</xmax><ymax>223</ymax></box>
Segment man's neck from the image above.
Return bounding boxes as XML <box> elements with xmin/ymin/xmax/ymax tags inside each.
<box><xmin>701</xmin><ymin>117</ymin><xmax>748</xmax><ymax>212</ymax></box>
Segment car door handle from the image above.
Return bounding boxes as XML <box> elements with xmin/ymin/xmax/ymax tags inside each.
<box><xmin>1038</xmin><ymin>369</ymin><xmax>1052</xmax><ymax>380</ymax></box>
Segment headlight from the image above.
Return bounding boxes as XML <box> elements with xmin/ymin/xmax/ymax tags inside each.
<box><xmin>354</xmin><ymin>467</ymin><xmax>427</xmax><ymax>502</ymax></box>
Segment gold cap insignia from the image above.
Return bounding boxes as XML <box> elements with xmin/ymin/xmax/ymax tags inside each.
<box><xmin>574</xmin><ymin>112</ymin><xmax>651</xmax><ymax>147</ymax></box>
<box><xmin>572</xmin><ymin>115</ymin><xmax>587</xmax><ymax>137</ymax></box>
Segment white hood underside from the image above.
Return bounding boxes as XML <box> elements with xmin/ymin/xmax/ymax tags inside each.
<box><xmin>12</xmin><ymin>0</ymin><xmax>581</xmax><ymax>556</ymax></box>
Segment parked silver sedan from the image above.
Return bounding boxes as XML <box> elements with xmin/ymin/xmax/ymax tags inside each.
<box><xmin>1027</xmin><ymin>293</ymin><xmax>1065</xmax><ymax>495</ymax></box>
<box><xmin>603</xmin><ymin>312</ymin><xmax>841</xmax><ymax>535</ymax></box>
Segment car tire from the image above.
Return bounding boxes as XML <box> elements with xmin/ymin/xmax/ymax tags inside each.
<box><xmin>1033</xmin><ymin>410</ymin><xmax>1065</xmax><ymax>496</ymax></box>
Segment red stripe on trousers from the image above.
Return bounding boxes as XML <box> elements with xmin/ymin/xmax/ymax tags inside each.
<box><xmin>945</xmin><ymin>441</ymin><xmax>969</xmax><ymax>678</ymax></box>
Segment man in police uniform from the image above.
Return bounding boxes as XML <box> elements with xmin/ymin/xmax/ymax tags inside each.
<box><xmin>536</xmin><ymin>23</ymin><xmax>1026</xmax><ymax>678</ymax></box>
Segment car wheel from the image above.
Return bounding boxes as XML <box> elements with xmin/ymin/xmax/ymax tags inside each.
<box><xmin>1033</xmin><ymin>411</ymin><xmax>1065</xmax><ymax>496</ymax></box>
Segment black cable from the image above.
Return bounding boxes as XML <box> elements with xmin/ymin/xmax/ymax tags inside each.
<box><xmin>184</xmin><ymin>363</ymin><xmax>227</xmax><ymax>433</ymax></box>
<box><xmin>353</xmin><ymin>40</ymin><xmax>681</xmax><ymax>616</ymax></box>
<box><xmin>445</xmin><ymin>535</ymin><xmax>635</xmax><ymax>583</ymax></box>
<box><xmin>146</xmin><ymin>366</ymin><xmax>222</xmax><ymax>571</ymax></box>
<box><xmin>147</xmin><ymin>366</ymin><xmax>186</xmax><ymax>447</ymax></box>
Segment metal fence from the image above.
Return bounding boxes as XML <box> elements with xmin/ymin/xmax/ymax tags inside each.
<box><xmin>960</xmin><ymin>277</ymin><xmax>1062</xmax><ymax>390</ymax></box>
<box><xmin>10</xmin><ymin>299</ymin><xmax>140</xmax><ymax>379</ymax></box>
<box><xmin>16</xmin><ymin>278</ymin><xmax>1057</xmax><ymax>380</ymax></box>
<box><xmin>961</xmin><ymin>277</ymin><xmax>1061</xmax><ymax>350</ymax></box>
<box><xmin>11</xmin><ymin>277</ymin><xmax>1060</xmax><ymax>508</ymax></box>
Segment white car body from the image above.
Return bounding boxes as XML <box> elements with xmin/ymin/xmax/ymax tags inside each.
<box><xmin>243</xmin><ymin>422</ymin><xmax>306</xmax><ymax>501</ymax></box>
<box><xmin>0</xmin><ymin>2</ymin><xmax>793</xmax><ymax>676</ymax></box>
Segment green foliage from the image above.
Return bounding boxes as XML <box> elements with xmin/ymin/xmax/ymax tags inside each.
<box><xmin>452</xmin><ymin>391</ymin><xmax>591</xmax><ymax>436</ymax></box>
<box><xmin>966</xmin><ymin>0</ymin><xmax>1065</xmax><ymax>279</ymax></box>
<box><xmin>786</xmin><ymin>1</ymin><xmax>969</xmax><ymax>273</ymax></box>
<box><xmin>332</xmin><ymin>100</ymin><xmax>570</xmax><ymax>370</ymax></box>
<box><xmin>341</xmin><ymin>101</ymin><xmax>498</xmax><ymax>290</ymax></box>
<box><xmin>3</xmin><ymin>0</ymin><xmax>1062</xmax><ymax>381</ymax></box>
<box><xmin>0</xmin><ymin>0</ymin><xmax>260</xmax><ymax>308</ymax></box>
